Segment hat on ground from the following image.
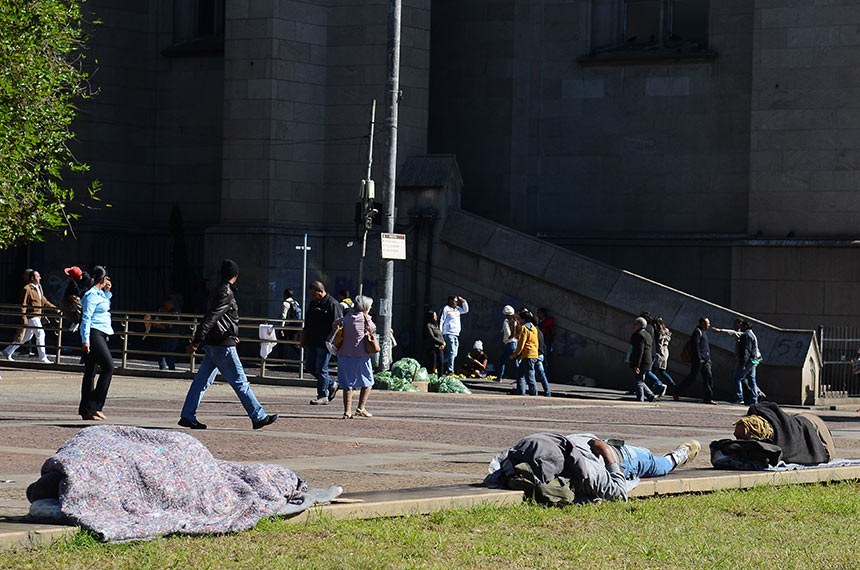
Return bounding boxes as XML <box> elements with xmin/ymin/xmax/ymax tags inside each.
<box><xmin>64</xmin><ymin>266</ymin><xmax>83</xmax><ymax>278</ymax></box>
<box><xmin>473</xmin><ymin>340</ymin><xmax>483</xmax><ymax>350</ymax></box>
<box><xmin>220</xmin><ymin>259</ymin><xmax>240</xmax><ymax>280</ymax></box>
<box><xmin>503</xmin><ymin>305</ymin><xmax>515</xmax><ymax>316</ymax></box>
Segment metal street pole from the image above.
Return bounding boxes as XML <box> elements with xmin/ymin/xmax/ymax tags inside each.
<box><xmin>295</xmin><ymin>232</ymin><xmax>311</xmax><ymax>378</ymax></box>
<box><xmin>358</xmin><ymin>100</ymin><xmax>377</xmax><ymax>297</ymax></box>
<box><xmin>378</xmin><ymin>0</ymin><xmax>401</xmax><ymax>371</ymax></box>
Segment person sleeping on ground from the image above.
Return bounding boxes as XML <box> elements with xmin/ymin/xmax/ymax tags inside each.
<box><xmin>710</xmin><ymin>401</ymin><xmax>835</xmax><ymax>469</ymax></box>
<box><xmin>484</xmin><ymin>432</ymin><xmax>701</xmax><ymax>505</ymax></box>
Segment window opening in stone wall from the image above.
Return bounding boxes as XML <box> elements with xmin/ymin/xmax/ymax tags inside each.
<box><xmin>165</xmin><ymin>0</ymin><xmax>225</xmax><ymax>56</ymax></box>
<box><xmin>586</xmin><ymin>0</ymin><xmax>711</xmax><ymax>60</ymax></box>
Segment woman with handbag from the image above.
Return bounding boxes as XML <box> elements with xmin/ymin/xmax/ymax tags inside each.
<box><xmin>335</xmin><ymin>295</ymin><xmax>377</xmax><ymax>419</ymax></box>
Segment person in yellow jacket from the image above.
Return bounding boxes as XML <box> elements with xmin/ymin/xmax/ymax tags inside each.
<box><xmin>511</xmin><ymin>308</ymin><xmax>539</xmax><ymax>396</ymax></box>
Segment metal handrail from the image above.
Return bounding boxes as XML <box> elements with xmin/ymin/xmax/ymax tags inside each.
<box><xmin>0</xmin><ymin>303</ymin><xmax>305</xmax><ymax>379</ymax></box>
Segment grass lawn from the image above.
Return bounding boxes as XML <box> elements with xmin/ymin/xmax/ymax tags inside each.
<box><xmin>2</xmin><ymin>481</ymin><xmax>859</xmax><ymax>570</ymax></box>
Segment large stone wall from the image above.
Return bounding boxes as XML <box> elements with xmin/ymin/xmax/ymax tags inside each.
<box><xmin>422</xmin><ymin>206</ymin><xmax>820</xmax><ymax>405</ymax></box>
<box><xmin>749</xmin><ymin>0</ymin><xmax>860</xmax><ymax>238</ymax></box>
<box><xmin>429</xmin><ymin>0</ymin><xmax>754</xmax><ymax>236</ymax></box>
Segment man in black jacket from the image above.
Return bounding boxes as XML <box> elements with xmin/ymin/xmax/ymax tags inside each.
<box><xmin>629</xmin><ymin>317</ymin><xmax>657</xmax><ymax>402</ymax></box>
<box><xmin>303</xmin><ymin>280</ymin><xmax>343</xmax><ymax>405</ymax></box>
<box><xmin>178</xmin><ymin>259</ymin><xmax>277</xmax><ymax>430</ymax></box>
<box><xmin>674</xmin><ymin>316</ymin><xmax>716</xmax><ymax>405</ymax></box>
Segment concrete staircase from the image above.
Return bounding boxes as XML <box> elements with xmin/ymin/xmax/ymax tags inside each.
<box><xmin>403</xmin><ymin>202</ymin><xmax>820</xmax><ymax>405</ymax></box>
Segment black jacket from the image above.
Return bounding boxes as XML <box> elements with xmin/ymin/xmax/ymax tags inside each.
<box><xmin>303</xmin><ymin>293</ymin><xmax>343</xmax><ymax>347</ymax></box>
<box><xmin>425</xmin><ymin>322</ymin><xmax>444</xmax><ymax>349</ymax></box>
<box><xmin>690</xmin><ymin>326</ymin><xmax>711</xmax><ymax>362</ymax></box>
<box><xmin>629</xmin><ymin>329</ymin><xmax>653</xmax><ymax>371</ymax></box>
<box><xmin>194</xmin><ymin>281</ymin><xmax>239</xmax><ymax>347</ymax></box>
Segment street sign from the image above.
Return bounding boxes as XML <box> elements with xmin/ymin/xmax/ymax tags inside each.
<box><xmin>380</xmin><ymin>233</ymin><xmax>406</xmax><ymax>260</ymax></box>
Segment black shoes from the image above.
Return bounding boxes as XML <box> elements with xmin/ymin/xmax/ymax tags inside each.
<box><xmin>252</xmin><ymin>414</ymin><xmax>278</xmax><ymax>430</ymax></box>
<box><xmin>328</xmin><ymin>385</ymin><xmax>339</xmax><ymax>401</ymax></box>
<box><xmin>178</xmin><ymin>417</ymin><xmax>207</xmax><ymax>430</ymax></box>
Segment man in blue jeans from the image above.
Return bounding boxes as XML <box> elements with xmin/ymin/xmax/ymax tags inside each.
<box><xmin>179</xmin><ymin>259</ymin><xmax>277</xmax><ymax>430</ymax></box>
<box><xmin>440</xmin><ymin>295</ymin><xmax>469</xmax><ymax>374</ymax></box>
<box><xmin>488</xmin><ymin>432</ymin><xmax>702</xmax><ymax>502</ymax></box>
<box><xmin>303</xmin><ymin>280</ymin><xmax>343</xmax><ymax>405</ymax></box>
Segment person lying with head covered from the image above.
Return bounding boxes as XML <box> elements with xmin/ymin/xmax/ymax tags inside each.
<box><xmin>710</xmin><ymin>402</ymin><xmax>835</xmax><ymax>469</ymax></box>
<box><xmin>484</xmin><ymin>432</ymin><xmax>700</xmax><ymax>505</ymax></box>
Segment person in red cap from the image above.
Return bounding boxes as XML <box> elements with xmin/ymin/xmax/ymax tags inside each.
<box><xmin>60</xmin><ymin>266</ymin><xmax>90</xmax><ymax>335</ymax></box>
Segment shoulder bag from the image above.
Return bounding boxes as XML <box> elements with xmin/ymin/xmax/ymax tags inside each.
<box><xmin>363</xmin><ymin>313</ymin><xmax>380</xmax><ymax>355</ymax></box>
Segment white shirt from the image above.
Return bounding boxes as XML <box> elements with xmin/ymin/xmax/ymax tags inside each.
<box><xmin>439</xmin><ymin>299</ymin><xmax>469</xmax><ymax>336</ymax></box>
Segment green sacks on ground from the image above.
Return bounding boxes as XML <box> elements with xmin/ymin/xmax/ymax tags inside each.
<box><xmin>430</xmin><ymin>375</ymin><xmax>472</xmax><ymax>394</ymax></box>
<box><xmin>391</xmin><ymin>357</ymin><xmax>421</xmax><ymax>381</ymax></box>
<box><xmin>413</xmin><ymin>367</ymin><xmax>430</xmax><ymax>383</ymax></box>
<box><xmin>374</xmin><ymin>370</ymin><xmax>419</xmax><ymax>392</ymax></box>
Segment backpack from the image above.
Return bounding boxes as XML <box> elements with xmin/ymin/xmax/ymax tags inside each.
<box><xmin>680</xmin><ymin>338</ymin><xmax>693</xmax><ymax>363</ymax></box>
<box><xmin>287</xmin><ymin>300</ymin><xmax>302</xmax><ymax>320</ymax></box>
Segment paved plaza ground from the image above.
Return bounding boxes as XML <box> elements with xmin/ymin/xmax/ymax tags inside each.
<box><xmin>2</xmin><ymin>365</ymin><xmax>860</xmax><ymax>544</ymax></box>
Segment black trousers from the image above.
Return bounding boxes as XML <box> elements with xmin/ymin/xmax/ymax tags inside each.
<box><xmin>676</xmin><ymin>359</ymin><xmax>713</xmax><ymax>402</ymax></box>
<box><xmin>79</xmin><ymin>329</ymin><xmax>114</xmax><ymax>416</ymax></box>
<box><xmin>425</xmin><ymin>347</ymin><xmax>444</xmax><ymax>374</ymax></box>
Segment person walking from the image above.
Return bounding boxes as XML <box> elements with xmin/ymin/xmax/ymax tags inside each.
<box><xmin>3</xmin><ymin>268</ymin><xmax>57</xmax><ymax>363</ymax></box>
<box><xmin>536</xmin><ymin>307</ymin><xmax>556</xmax><ymax>372</ymax></box>
<box><xmin>303</xmin><ymin>281</ymin><xmax>343</xmax><ymax>405</ymax></box>
<box><xmin>511</xmin><ymin>308</ymin><xmax>539</xmax><ymax>396</ymax></box>
<box><xmin>423</xmin><ymin>310</ymin><xmax>445</xmax><ymax>374</ymax></box>
<box><xmin>79</xmin><ymin>266</ymin><xmax>114</xmax><ymax>420</ymax></box>
<box><xmin>674</xmin><ymin>317</ymin><xmax>716</xmax><ymax>404</ymax></box>
<box><xmin>179</xmin><ymin>259</ymin><xmax>277</xmax><ymax>430</ymax></box>
<box><xmin>439</xmin><ymin>295</ymin><xmax>469</xmax><ymax>374</ymax></box>
<box><xmin>497</xmin><ymin>305</ymin><xmax>518</xmax><ymax>381</ymax></box>
<box><xmin>279</xmin><ymin>288</ymin><xmax>302</xmax><ymax>360</ymax></box>
<box><xmin>713</xmin><ymin>319</ymin><xmax>762</xmax><ymax>405</ymax></box>
<box><xmin>629</xmin><ymin>316</ymin><xmax>657</xmax><ymax>402</ymax></box>
<box><xmin>335</xmin><ymin>295</ymin><xmax>376</xmax><ymax>419</ymax></box>
<box><xmin>649</xmin><ymin>316</ymin><xmax>676</xmax><ymax>394</ymax></box>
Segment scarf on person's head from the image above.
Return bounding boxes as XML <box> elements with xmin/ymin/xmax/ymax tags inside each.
<box><xmin>734</xmin><ymin>415</ymin><xmax>774</xmax><ymax>441</ymax></box>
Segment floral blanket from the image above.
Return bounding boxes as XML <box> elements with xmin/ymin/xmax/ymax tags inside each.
<box><xmin>33</xmin><ymin>425</ymin><xmax>339</xmax><ymax>542</ymax></box>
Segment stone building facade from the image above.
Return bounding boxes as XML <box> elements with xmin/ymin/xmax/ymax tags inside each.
<box><xmin>5</xmin><ymin>0</ymin><xmax>860</xmax><ymax>349</ymax></box>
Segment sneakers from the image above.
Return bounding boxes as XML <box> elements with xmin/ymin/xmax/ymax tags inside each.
<box><xmin>309</xmin><ymin>397</ymin><xmax>329</xmax><ymax>405</ymax></box>
<box><xmin>39</xmin><ymin>357</ymin><xmax>52</xmax><ymax>364</ymax></box>
<box><xmin>668</xmin><ymin>439</ymin><xmax>701</xmax><ymax>468</ymax></box>
<box><xmin>178</xmin><ymin>417</ymin><xmax>207</xmax><ymax>430</ymax></box>
<box><xmin>252</xmin><ymin>414</ymin><xmax>278</xmax><ymax>430</ymax></box>
<box><xmin>658</xmin><ymin>384</ymin><xmax>668</xmax><ymax>397</ymax></box>
<box><xmin>4</xmin><ymin>352</ymin><xmax>13</xmax><ymax>361</ymax></box>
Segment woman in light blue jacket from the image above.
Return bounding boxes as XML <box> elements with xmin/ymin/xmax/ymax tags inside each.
<box><xmin>79</xmin><ymin>266</ymin><xmax>114</xmax><ymax>420</ymax></box>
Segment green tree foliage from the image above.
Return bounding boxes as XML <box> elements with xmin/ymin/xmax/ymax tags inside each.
<box><xmin>0</xmin><ymin>0</ymin><xmax>100</xmax><ymax>249</ymax></box>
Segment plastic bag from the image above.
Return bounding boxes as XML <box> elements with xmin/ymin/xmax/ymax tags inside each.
<box><xmin>413</xmin><ymin>367</ymin><xmax>430</xmax><ymax>382</ymax></box>
<box><xmin>374</xmin><ymin>371</ymin><xmax>418</xmax><ymax>392</ymax></box>
<box><xmin>430</xmin><ymin>375</ymin><xmax>472</xmax><ymax>394</ymax></box>
<box><xmin>391</xmin><ymin>358</ymin><xmax>421</xmax><ymax>381</ymax></box>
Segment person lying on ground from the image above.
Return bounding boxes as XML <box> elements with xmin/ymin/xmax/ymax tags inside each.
<box><xmin>710</xmin><ymin>401</ymin><xmax>835</xmax><ymax>469</ymax></box>
<box><xmin>484</xmin><ymin>432</ymin><xmax>700</xmax><ymax>504</ymax></box>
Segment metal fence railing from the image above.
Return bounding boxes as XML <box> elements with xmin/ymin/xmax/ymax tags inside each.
<box><xmin>818</xmin><ymin>325</ymin><xmax>860</xmax><ymax>398</ymax></box>
<box><xmin>0</xmin><ymin>303</ymin><xmax>305</xmax><ymax>379</ymax></box>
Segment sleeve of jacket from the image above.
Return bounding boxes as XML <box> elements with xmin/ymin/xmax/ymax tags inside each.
<box><xmin>194</xmin><ymin>285</ymin><xmax>231</xmax><ymax>344</ymax></box>
<box><xmin>692</xmin><ymin>328</ymin><xmax>705</xmax><ymax>360</ymax></box>
<box><xmin>629</xmin><ymin>333</ymin><xmax>644</xmax><ymax>369</ymax></box>
<box><xmin>80</xmin><ymin>293</ymin><xmax>96</xmax><ymax>345</ymax></box>
<box><xmin>512</xmin><ymin>326</ymin><xmax>527</xmax><ymax>360</ymax></box>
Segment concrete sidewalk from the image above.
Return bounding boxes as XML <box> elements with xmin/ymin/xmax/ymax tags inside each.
<box><xmin>2</xmin><ymin>366</ymin><xmax>860</xmax><ymax>549</ymax></box>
